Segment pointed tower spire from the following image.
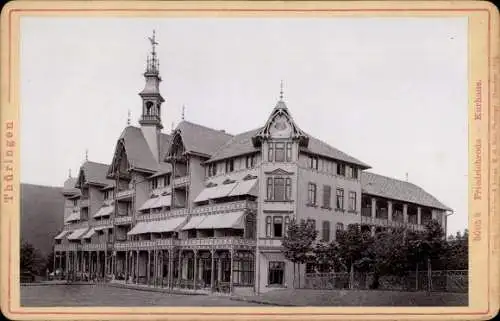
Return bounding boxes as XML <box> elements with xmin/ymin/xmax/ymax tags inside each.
<box><xmin>139</xmin><ymin>30</ymin><xmax>165</xmax><ymax>163</ymax></box>
<box><xmin>85</xmin><ymin>149</ymin><xmax>88</xmax><ymax>162</ymax></box>
<box><xmin>68</xmin><ymin>168</ymin><xmax>72</xmax><ymax>178</ymax></box>
<box><xmin>127</xmin><ymin>110</ymin><xmax>131</xmax><ymax>125</ymax></box>
<box><xmin>182</xmin><ymin>105</ymin><xmax>186</xmax><ymax>121</ymax></box>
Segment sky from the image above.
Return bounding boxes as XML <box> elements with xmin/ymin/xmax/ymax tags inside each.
<box><xmin>20</xmin><ymin>17</ymin><xmax>468</xmax><ymax>235</ymax></box>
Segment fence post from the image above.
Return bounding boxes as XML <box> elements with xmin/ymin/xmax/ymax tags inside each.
<box><xmin>427</xmin><ymin>258</ymin><xmax>432</xmax><ymax>293</ymax></box>
<box><xmin>415</xmin><ymin>263</ymin><xmax>418</xmax><ymax>291</ymax></box>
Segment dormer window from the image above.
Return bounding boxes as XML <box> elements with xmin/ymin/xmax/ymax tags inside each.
<box><xmin>151</xmin><ymin>177</ymin><xmax>158</xmax><ymax>190</ymax></box>
<box><xmin>337</xmin><ymin>163</ymin><xmax>346</xmax><ymax>176</ymax></box>
<box><xmin>309</xmin><ymin>156</ymin><xmax>319</xmax><ymax>170</ymax></box>
<box><xmin>245</xmin><ymin>155</ymin><xmax>256</xmax><ymax>169</ymax></box>
<box><xmin>225</xmin><ymin>159</ymin><xmax>234</xmax><ymax>173</ymax></box>
<box><xmin>207</xmin><ymin>163</ymin><xmax>217</xmax><ymax>177</ymax></box>
<box><xmin>163</xmin><ymin>175</ymin><xmax>171</xmax><ymax>186</ymax></box>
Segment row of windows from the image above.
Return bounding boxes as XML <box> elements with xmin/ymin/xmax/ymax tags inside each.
<box><xmin>151</xmin><ymin>175</ymin><xmax>171</xmax><ymax>190</ymax></box>
<box><xmin>308</xmin><ymin>155</ymin><xmax>359</xmax><ymax>179</ymax></box>
<box><xmin>308</xmin><ymin>183</ymin><xmax>357</xmax><ymax>211</ymax></box>
<box><xmin>268</xmin><ymin>142</ymin><xmax>293</xmax><ymax>162</ymax></box>
<box><xmin>206</xmin><ymin>155</ymin><xmax>257</xmax><ymax>177</ymax></box>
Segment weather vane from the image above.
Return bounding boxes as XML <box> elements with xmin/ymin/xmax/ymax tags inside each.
<box><xmin>148</xmin><ymin>30</ymin><xmax>159</xmax><ymax>54</ymax></box>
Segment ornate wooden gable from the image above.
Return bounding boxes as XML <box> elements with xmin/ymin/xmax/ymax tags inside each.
<box><xmin>108</xmin><ymin>139</ymin><xmax>131</xmax><ymax>178</ymax></box>
<box><xmin>252</xmin><ymin>99</ymin><xmax>308</xmax><ymax>147</ymax></box>
<box><xmin>165</xmin><ymin>129</ymin><xmax>186</xmax><ymax>161</ymax></box>
<box><xmin>75</xmin><ymin>167</ymin><xmax>87</xmax><ymax>189</ymax></box>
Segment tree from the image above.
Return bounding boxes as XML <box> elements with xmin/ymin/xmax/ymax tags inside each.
<box><xmin>406</xmin><ymin>220</ymin><xmax>447</xmax><ymax>292</ymax></box>
<box><xmin>334</xmin><ymin>224</ymin><xmax>374</xmax><ymax>288</ymax></box>
<box><xmin>313</xmin><ymin>241</ymin><xmax>345</xmax><ymax>273</ymax></box>
<box><xmin>282</xmin><ymin>218</ymin><xmax>318</xmax><ymax>288</ymax></box>
<box><xmin>444</xmin><ymin>228</ymin><xmax>468</xmax><ymax>270</ymax></box>
<box><xmin>367</xmin><ymin>227</ymin><xmax>409</xmax><ymax>289</ymax></box>
<box><xmin>20</xmin><ymin>240</ymin><xmax>45</xmax><ymax>276</ymax></box>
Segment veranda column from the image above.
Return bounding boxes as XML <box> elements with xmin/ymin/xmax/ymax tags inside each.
<box><xmin>147</xmin><ymin>250</ymin><xmax>151</xmax><ymax>285</ymax></box>
<box><xmin>229</xmin><ymin>249</ymin><xmax>234</xmax><ymax>294</ymax></box>
<box><xmin>53</xmin><ymin>251</ymin><xmax>57</xmax><ymax>273</ymax></box>
<box><xmin>125</xmin><ymin>251</ymin><xmax>128</xmax><ymax>283</ymax></box>
<box><xmin>210</xmin><ymin>249</ymin><xmax>215</xmax><ymax>293</ymax></box>
<box><xmin>371</xmin><ymin>197</ymin><xmax>377</xmax><ymax>236</ymax></box>
<box><xmin>178</xmin><ymin>249</ymin><xmax>183</xmax><ymax>286</ymax></box>
<box><xmin>193</xmin><ymin>250</ymin><xmax>198</xmax><ymax>290</ymax></box>
<box><xmin>135</xmin><ymin>250</ymin><xmax>139</xmax><ymax>284</ymax></box>
<box><xmin>153</xmin><ymin>249</ymin><xmax>157</xmax><ymax>287</ymax></box>
<box><xmin>417</xmin><ymin>207</ymin><xmax>422</xmax><ymax>226</ymax></box>
<box><xmin>65</xmin><ymin>251</ymin><xmax>69</xmax><ymax>277</ymax></box>
<box><xmin>387</xmin><ymin>201</ymin><xmax>393</xmax><ymax>223</ymax></box>
<box><xmin>104</xmin><ymin>248</ymin><xmax>108</xmax><ymax>279</ymax></box>
<box><xmin>403</xmin><ymin>204</ymin><xmax>408</xmax><ymax>224</ymax></box>
<box><xmin>168</xmin><ymin>250</ymin><xmax>174</xmax><ymax>289</ymax></box>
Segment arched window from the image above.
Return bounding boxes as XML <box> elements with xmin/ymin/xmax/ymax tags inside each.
<box><xmin>145</xmin><ymin>101</ymin><xmax>154</xmax><ymax>115</ymax></box>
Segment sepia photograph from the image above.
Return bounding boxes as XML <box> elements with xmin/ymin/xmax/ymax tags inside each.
<box><xmin>1</xmin><ymin>1</ymin><xmax>498</xmax><ymax>320</ymax></box>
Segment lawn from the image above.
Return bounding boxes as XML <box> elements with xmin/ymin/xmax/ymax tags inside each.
<box><xmin>235</xmin><ymin>289</ymin><xmax>468</xmax><ymax>306</ymax></box>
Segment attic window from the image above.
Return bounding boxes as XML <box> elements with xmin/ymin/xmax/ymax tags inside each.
<box><xmin>161</xmin><ymin>191</ymin><xmax>169</xmax><ymax>196</ymax></box>
<box><xmin>243</xmin><ymin>174</ymin><xmax>258</xmax><ymax>181</ymax></box>
<box><xmin>223</xmin><ymin>179</ymin><xmax>236</xmax><ymax>185</ymax></box>
<box><xmin>225</xmin><ymin>159</ymin><xmax>234</xmax><ymax>173</ymax></box>
<box><xmin>206</xmin><ymin>182</ymin><xmax>218</xmax><ymax>188</ymax></box>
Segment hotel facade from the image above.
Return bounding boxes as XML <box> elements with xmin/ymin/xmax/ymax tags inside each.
<box><xmin>53</xmin><ymin>35</ymin><xmax>452</xmax><ymax>295</ymax></box>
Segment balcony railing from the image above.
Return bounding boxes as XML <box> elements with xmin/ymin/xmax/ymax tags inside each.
<box><xmin>136</xmin><ymin>208</ymin><xmax>189</xmax><ymax>222</ymax></box>
<box><xmin>82</xmin><ymin>243</ymin><xmax>108</xmax><ymax>251</ymax></box>
<box><xmin>114</xmin><ymin>215</ymin><xmax>133</xmax><ymax>225</ymax></box>
<box><xmin>94</xmin><ymin>219</ymin><xmax>112</xmax><ymax>227</ymax></box>
<box><xmin>54</xmin><ymin>243</ymin><xmax>80</xmax><ymax>251</ymax></box>
<box><xmin>179</xmin><ymin>237</ymin><xmax>256</xmax><ymax>248</ymax></box>
<box><xmin>191</xmin><ymin>200</ymin><xmax>257</xmax><ymax>215</ymax></box>
<box><xmin>113</xmin><ymin>239</ymin><xmax>174</xmax><ymax>250</ymax></box>
<box><xmin>63</xmin><ymin>221</ymin><xmax>89</xmax><ymax>231</ymax></box>
<box><xmin>173</xmin><ymin>175</ymin><xmax>189</xmax><ymax>186</ymax></box>
<box><xmin>116</xmin><ymin>188</ymin><xmax>134</xmax><ymax>200</ymax></box>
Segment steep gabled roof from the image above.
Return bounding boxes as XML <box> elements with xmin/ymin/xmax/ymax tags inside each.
<box><xmin>169</xmin><ymin>121</ymin><xmax>233</xmax><ymax>158</ymax></box>
<box><xmin>78</xmin><ymin>161</ymin><xmax>115</xmax><ymax>187</ymax></box>
<box><xmin>207</xmin><ymin>127</ymin><xmax>261</xmax><ymax>162</ymax></box>
<box><xmin>361</xmin><ymin>171</ymin><xmax>452</xmax><ymax>211</ymax></box>
<box><xmin>109</xmin><ymin>126</ymin><xmax>172</xmax><ymax>174</ymax></box>
<box><xmin>62</xmin><ymin>177</ymin><xmax>79</xmax><ymax>196</ymax></box>
<box><xmin>206</xmin><ymin>126</ymin><xmax>369</xmax><ymax>168</ymax></box>
<box><xmin>302</xmin><ymin>134</ymin><xmax>371</xmax><ymax>169</ymax></box>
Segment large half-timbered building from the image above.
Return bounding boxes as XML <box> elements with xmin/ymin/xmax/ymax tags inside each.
<box><xmin>54</xmin><ymin>33</ymin><xmax>452</xmax><ymax>295</ymax></box>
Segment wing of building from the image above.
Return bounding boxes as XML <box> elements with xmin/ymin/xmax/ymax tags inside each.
<box><xmin>54</xmin><ymin>32</ymin><xmax>452</xmax><ymax>294</ymax></box>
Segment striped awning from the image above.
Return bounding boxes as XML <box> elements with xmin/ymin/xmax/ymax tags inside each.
<box><xmin>181</xmin><ymin>215</ymin><xmax>206</xmax><ymax>230</ymax></box>
<box><xmin>54</xmin><ymin>230</ymin><xmax>70</xmax><ymax>240</ymax></box>
<box><xmin>194</xmin><ymin>183</ymin><xmax>237</xmax><ymax>203</ymax></box>
<box><xmin>93</xmin><ymin>205</ymin><xmax>114</xmax><ymax>218</ymax></box>
<box><xmin>65</xmin><ymin>211</ymin><xmax>80</xmax><ymax>223</ymax></box>
<box><xmin>139</xmin><ymin>197</ymin><xmax>160</xmax><ymax>211</ymax></box>
<box><xmin>95</xmin><ymin>225</ymin><xmax>113</xmax><ymax>231</ymax></box>
<box><xmin>82</xmin><ymin>228</ymin><xmax>95</xmax><ymax>239</ymax></box>
<box><xmin>151</xmin><ymin>195</ymin><xmax>171</xmax><ymax>209</ymax></box>
<box><xmin>196</xmin><ymin>211</ymin><xmax>245</xmax><ymax>230</ymax></box>
<box><xmin>67</xmin><ymin>228</ymin><xmax>89</xmax><ymax>240</ymax></box>
<box><xmin>128</xmin><ymin>217</ymin><xmax>186</xmax><ymax>235</ymax></box>
<box><xmin>228</xmin><ymin>178</ymin><xmax>258</xmax><ymax>197</ymax></box>
<box><xmin>150</xmin><ymin>216</ymin><xmax>186</xmax><ymax>233</ymax></box>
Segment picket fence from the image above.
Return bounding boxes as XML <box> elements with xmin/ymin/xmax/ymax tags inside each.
<box><xmin>303</xmin><ymin>270</ymin><xmax>468</xmax><ymax>293</ymax></box>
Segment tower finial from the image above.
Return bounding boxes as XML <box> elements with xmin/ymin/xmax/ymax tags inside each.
<box><xmin>127</xmin><ymin>109</ymin><xmax>131</xmax><ymax>125</ymax></box>
<box><xmin>182</xmin><ymin>105</ymin><xmax>186</xmax><ymax>121</ymax></box>
<box><xmin>405</xmin><ymin>172</ymin><xmax>408</xmax><ymax>182</ymax></box>
<box><xmin>85</xmin><ymin>149</ymin><xmax>88</xmax><ymax>162</ymax></box>
<box><xmin>146</xmin><ymin>30</ymin><xmax>159</xmax><ymax>73</ymax></box>
<box><xmin>279</xmin><ymin>80</ymin><xmax>284</xmax><ymax>101</ymax></box>
<box><xmin>68</xmin><ymin>168</ymin><xmax>72</xmax><ymax>178</ymax></box>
